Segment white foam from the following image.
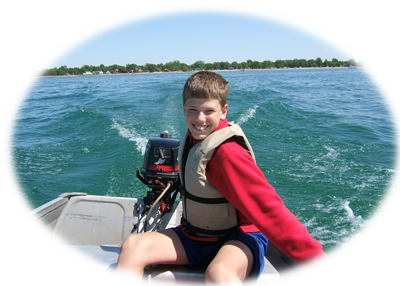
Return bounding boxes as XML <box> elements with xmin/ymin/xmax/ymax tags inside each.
<box><xmin>343</xmin><ymin>201</ymin><xmax>355</xmax><ymax>218</ymax></box>
<box><xmin>110</xmin><ymin>118</ymin><xmax>147</xmax><ymax>155</ymax></box>
<box><xmin>236</xmin><ymin>105</ymin><xmax>259</xmax><ymax>126</ymax></box>
<box><xmin>321</xmin><ymin>145</ymin><xmax>338</xmax><ymax>160</ymax></box>
<box><xmin>387</xmin><ymin>168</ymin><xmax>396</xmax><ymax>174</ymax></box>
<box><xmin>303</xmin><ymin>217</ymin><xmax>316</xmax><ymax>228</ymax></box>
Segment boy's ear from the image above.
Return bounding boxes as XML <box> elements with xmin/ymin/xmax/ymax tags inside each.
<box><xmin>221</xmin><ymin>104</ymin><xmax>228</xmax><ymax>119</ymax></box>
<box><xmin>182</xmin><ymin>103</ymin><xmax>186</xmax><ymax>115</ymax></box>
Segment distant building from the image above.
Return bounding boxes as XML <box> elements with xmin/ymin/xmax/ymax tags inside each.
<box><xmin>82</xmin><ymin>71</ymin><xmax>92</xmax><ymax>75</ymax></box>
<box><xmin>112</xmin><ymin>69</ymin><xmax>119</xmax><ymax>74</ymax></box>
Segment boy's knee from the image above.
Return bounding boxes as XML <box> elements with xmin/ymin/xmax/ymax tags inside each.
<box><xmin>205</xmin><ymin>262</ymin><xmax>239</xmax><ymax>284</ymax></box>
<box><xmin>120</xmin><ymin>234</ymin><xmax>145</xmax><ymax>256</ymax></box>
<box><xmin>121</xmin><ymin>234</ymin><xmax>135</xmax><ymax>248</ymax></box>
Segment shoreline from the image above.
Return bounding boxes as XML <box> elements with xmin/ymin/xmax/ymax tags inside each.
<box><xmin>39</xmin><ymin>66</ymin><xmax>356</xmax><ymax>78</ymax></box>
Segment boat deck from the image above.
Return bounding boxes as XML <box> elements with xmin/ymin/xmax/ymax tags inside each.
<box><xmin>31</xmin><ymin>193</ymin><xmax>296</xmax><ymax>284</ymax></box>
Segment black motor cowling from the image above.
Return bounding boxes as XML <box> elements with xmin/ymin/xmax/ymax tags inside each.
<box><xmin>136</xmin><ymin>131</ymin><xmax>180</xmax><ymax>213</ymax></box>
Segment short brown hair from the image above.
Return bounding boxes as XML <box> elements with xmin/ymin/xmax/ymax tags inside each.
<box><xmin>182</xmin><ymin>71</ymin><xmax>229</xmax><ymax>107</ymax></box>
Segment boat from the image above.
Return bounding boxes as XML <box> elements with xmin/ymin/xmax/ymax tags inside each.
<box><xmin>29</xmin><ymin>131</ymin><xmax>297</xmax><ymax>284</ymax></box>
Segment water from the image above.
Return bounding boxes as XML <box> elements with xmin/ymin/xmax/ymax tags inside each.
<box><xmin>12</xmin><ymin>68</ymin><xmax>396</xmax><ymax>252</ymax></box>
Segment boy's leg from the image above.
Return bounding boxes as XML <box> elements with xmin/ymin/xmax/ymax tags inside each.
<box><xmin>205</xmin><ymin>240</ymin><xmax>254</xmax><ymax>284</ymax></box>
<box><xmin>116</xmin><ymin>228</ymin><xmax>189</xmax><ymax>278</ymax></box>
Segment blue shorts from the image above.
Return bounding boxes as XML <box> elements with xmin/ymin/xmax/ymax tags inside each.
<box><xmin>171</xmin><ymin>227</ymin><xmax>268</xmax><ymax>280</ymax></box>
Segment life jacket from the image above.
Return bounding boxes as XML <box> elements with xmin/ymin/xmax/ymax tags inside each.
<box><xmin>178</xmin><ymin>123</ymin><xmax>256</xmax><ymax>238</ymax></box>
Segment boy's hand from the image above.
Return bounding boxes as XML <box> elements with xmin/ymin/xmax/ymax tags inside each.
<box><xmin>315</xmin><ymin>258</ymin><xmax>333</xmax><ymax>275</ymax></box>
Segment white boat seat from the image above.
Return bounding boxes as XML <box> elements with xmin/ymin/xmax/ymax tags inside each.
<box><xmin>51</xmin><ymin>194</ymin><xmax>288</xmax><ymax>284</ymax></box>
<box><xmin>47</xmin><ymin>242</ymin><xmax>297</xmax><ymax>286</ymax></box>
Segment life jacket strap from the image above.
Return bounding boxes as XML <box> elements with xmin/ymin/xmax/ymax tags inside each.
<box><xmin>180</xmin><ymin>217</ymin><xmax>241</xmax><ymax>239</ymax></box>
<box><xmin>183</xmin><ymin>189</ymin><xmax>229</xmax><ymax>204</ymax></box>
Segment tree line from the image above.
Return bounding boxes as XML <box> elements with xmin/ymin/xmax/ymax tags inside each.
<box><xmin>41</xmin><ymin>58</ymin><xmax>359</xmax><ymax>76</ymax></box>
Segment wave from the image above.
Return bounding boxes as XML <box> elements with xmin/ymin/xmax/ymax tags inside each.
<box><xmin>305</xmin><ymin>198</ymin><xmax>366</xmax><ymax>250</ymax></box>
<box><xmin>110</xmin><ymin>118</ymin><xmax>148</xmax><ymax>155</ymax></box>
<box><xmin>236</xmin><ymin>105</ymin><xmax>259</xmax><ymax>126</ymax></box>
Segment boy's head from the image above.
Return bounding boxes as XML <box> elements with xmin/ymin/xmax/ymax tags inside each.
<box><xmin>182</xmin><ymin>71</ymin><xmax>229</xmax><ymax>107</ymax></box>
<box><xmin>182</xmin><ymin>71</ymin><xmax>229</xmax><ymax>140</ymax></box>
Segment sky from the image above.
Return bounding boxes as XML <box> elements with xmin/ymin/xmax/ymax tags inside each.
<box><xmin>51</xmin><ymin>12</ymin><xmax>350</xmax><ymax>69</ymax></box>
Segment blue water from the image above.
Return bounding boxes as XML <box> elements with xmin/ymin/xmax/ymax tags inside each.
<box><xmin>12</xmin><ymin>68</ymin><xmax>396</xmax><ymax>252</ymax></box>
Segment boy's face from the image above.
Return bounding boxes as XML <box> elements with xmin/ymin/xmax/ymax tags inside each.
<box><xmin>183</xmin><ymin>98</ymin><xmax>228</xmax><ymax>140</ymax></box>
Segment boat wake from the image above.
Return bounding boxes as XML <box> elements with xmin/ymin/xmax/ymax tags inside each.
<box><xmin>110</xmin><ymin>118</ymin><xmax>148</xmax><ymax>155</ymax></box>
<box><xmin>236</xmin><ymin>105</ymin><xmax>259</xmax><ymax>126</ymax></box>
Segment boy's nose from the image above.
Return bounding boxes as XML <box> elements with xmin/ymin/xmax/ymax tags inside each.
<box><xmin>197</xmin><ymin>112</ymin><xmax>206</xmax><ymax>122</ymax></box>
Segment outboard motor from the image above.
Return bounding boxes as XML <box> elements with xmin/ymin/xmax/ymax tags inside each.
<box><xmin>137</xmin><ymin>131</ymin><xmax>180</xmax><ymax>216</ymax></box>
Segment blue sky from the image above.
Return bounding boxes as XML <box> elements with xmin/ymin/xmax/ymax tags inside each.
<box><xmin>52</xmin><ymin>12</ymin><xmax>350</xmax><ymax>69</ymax></box>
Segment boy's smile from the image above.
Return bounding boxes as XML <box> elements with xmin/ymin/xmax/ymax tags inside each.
<box><xmin>183</xmin><ymin>98</ymin><xmax>228</xmax><ymax>140</ymax></box>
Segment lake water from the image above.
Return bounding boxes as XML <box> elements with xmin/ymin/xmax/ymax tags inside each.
<box><xmin>12</xmin><ymin>68</ymin><xmax>396</xmax><ymax>252</ymax></box>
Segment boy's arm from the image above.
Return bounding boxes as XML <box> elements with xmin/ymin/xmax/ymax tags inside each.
<box><xmin>207</xmin><ymin>140</ymin><xmax>326</xmax><ymax>264</ymax></box>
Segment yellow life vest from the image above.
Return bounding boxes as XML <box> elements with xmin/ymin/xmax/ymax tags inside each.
<box><xmin>178</xmin><ymin>123</ymin><xmax>255</xmax><ymax>237</ymax></box>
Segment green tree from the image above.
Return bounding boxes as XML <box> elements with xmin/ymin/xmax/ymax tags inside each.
<box><xmin>275</xmin><ymin>60</ymin><xmax>284</xmax><ymax>68</ymax></box>
<box><xmin>260</xmin><ymin>61</ymin><xmax>267</xmax><ymax>68</ymax></box>
<box><xmin>118</xmin><ymin>66</ymin><xmax>127</xmax><ymax>73</ymax></box>
<box><xmin>126</xmin><ymin>63</ymin><xmax>138</xmax><ymax>71</ymax></box>
<box><xmin>240</xmin><ymin>61</ymin><xmax>248</xmax><ymax>69</ymax></box>
<box><xmin>262</xmin><ymin>60</ymin><xmax>274</xmax><ymax>68</ymax></box>
<box><xmin>205</xmin><ymin>63</ymin><xmax>214</xmax><ymax>70</ymax></box>
<box><xmin>316</xmin><ymin>57</ymin><xmax>323</xmax><ymax>67</ymax></box>
<box><xmin>307</xmin><ymin>59</ymin><xmax>316</xmax><ymax>67</ymax></box>
<box><xmin>231</xmin><ymin>61</ymin><xmax>238</xmax><ymax>69</ymax></box>
<box><xmin>284</xmin><ymin>59</ymin><xmax>292</xmax><ymax>67</ymax></box>
<box><xmin>170</xmin><ymin>60</ymin><xmax>181</xmax><ymax>71</ymax></box>
<box><xmin>181</xmin><ymin>63</ymin><xmax>189</xmax><ymax>71</ymax></box>
<box><xmin>348</xmin><ymin>58</ymin><xmax>357</xmax><ymax>67</ymax></box>
<box><xmin>145</xmin><ymin>63</ymin><xmax>157</xmax><ymax>72</ymax></box>
<box><xmin>81</xmin><ymin>64</ymin><xmax>90</xmax><ymax>72</ymax></box>
<box><xmin>193</xmin><ymin>60</ymin><xmax>205</xmax><ymax>70</ymax></box>
<box><xmin>156</xmin><ymin>63</ymin><xmax>164</xmax><ymax>70</ymax></box>
<box><xmin>219</xmin><ymin>61</ymin><xmax>229</xmax><ymax>70</ymax></box>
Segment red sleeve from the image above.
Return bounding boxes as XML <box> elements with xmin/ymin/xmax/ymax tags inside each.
<box><xmin>206</xmin><ymin>139</ymin><xmax>326</xmax><ymax>263</ymax></box>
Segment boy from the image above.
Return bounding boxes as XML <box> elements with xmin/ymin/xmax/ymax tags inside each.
<box><xmin>116</xmin><ymin>71</ymin><xmax>326</xmax><ymax>284</ymax></box>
